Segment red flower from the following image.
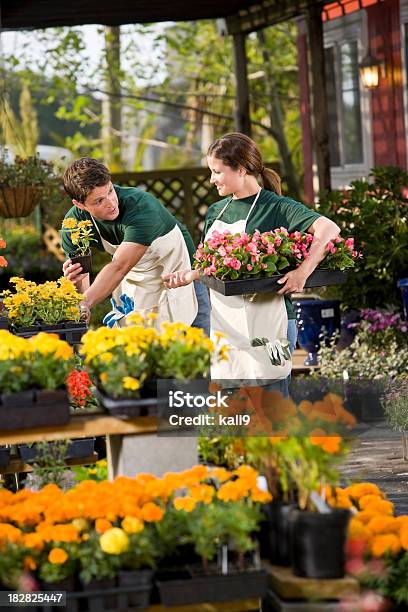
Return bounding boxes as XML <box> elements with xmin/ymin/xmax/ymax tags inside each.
<box><xmin>66</xmin><ymin>370</ymin><xmax>93</xmax><ymax>407</ymax></box>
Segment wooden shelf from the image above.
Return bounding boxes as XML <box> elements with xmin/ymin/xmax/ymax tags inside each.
<box><xmin>0</xmin><ymin>413</ymin><xmax>157</xmax><ymax>445</ymax></box>
<box><xmin>0</xmin><ymin>452</ymin><xmax>99</xmax><ymax>475</ymax></box>
<box><xmin>148</xmin><ymin>599</ymin><xmax>260</xmax><ymax>612</ymax></box>
<box><xmin>266</xmin><ymin>564</ymin><xmax>359</xmax><ymax>600</ymax></box>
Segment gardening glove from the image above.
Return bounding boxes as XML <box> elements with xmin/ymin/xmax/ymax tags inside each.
<box><xmin>103</xmin><ymin>293</ymin><xmax>135</xmax><ymax>328</ymax></box>
<box><xmin>251</xmin><ymin>337</ymin><xmax>291</xmax><ymax>366</ymax></box>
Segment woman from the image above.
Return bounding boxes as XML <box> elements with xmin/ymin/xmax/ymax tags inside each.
<box><xmin>163</xmin><ymin>133</ymin><xmax>340</xmax><ymax>391</ymax></box>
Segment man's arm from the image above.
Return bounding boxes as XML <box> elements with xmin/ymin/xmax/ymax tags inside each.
<box><xmin>80</xmin><ymin>242</ymin><xmax>147</xmax><ymax>309</ymax></box>
<box><xmin>277</xmin><ymin>216</ymin><xmax>340</xmax><ymax>295</ymax></box>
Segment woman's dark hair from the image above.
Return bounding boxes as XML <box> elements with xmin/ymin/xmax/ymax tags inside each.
<box><xmin>207</xmin><ymin>132</ymin><xmax>281</xmax><ymax>195</ymax></box>
<box><xmin>63</xmin><ymin>158</ymin><xmax>111</xmax><ymax>203</ymax></box>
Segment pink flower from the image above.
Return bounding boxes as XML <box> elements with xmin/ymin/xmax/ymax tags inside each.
<box><xmin>247</xmin><ymin>264</ymin><xmax>253</xmax><ymax>271</ymax></box>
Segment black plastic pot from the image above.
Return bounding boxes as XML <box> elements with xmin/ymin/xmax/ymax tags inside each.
<box><xmin>156</xmin><ymin>568</ymin><xmax>268</xmax><ymax>606</ymax></box>
<box><xmin>70</xmin><ymin>250</ymin><xmax>92</xmax><ymax>275</ymax></box>
<box><xmin>95</xmin><ymin>387</ymin><xmax>158</xmax><ymax>417</ymax></box>
<box><xmin>291</xmin><ymin>509</ymin><xmax>350</xmax><ymax>578</ymax></box>
<box><xmin>345</xmin><ymin>379</ymin><xmax>385</xmax><ymax>422</ymax></box>
<box><xmin>18</xmin><ymin>438</ymin><xmax>96</xmax><ymax>464</ymax></box>
<box><xmin>265</xmin><ymin>502</ymin><xmax>297</xmax><ymax>566</ymax></box>
<box><xmin>11</xmin><ymin>321</ymin><xmax>88</xmax><ymax>346</ymax></box>
<box><xmin>0</xmin><ymin>389</ymin><xmax>70</xmax><ymax>430</ymax></box>
<box><xmin>43</xmin><ymin>576</ymin><xmax>78</xmax><ymax>612</ymax></box>
<box><xmin>117</xmin><ymin>569</ymin><xmax>153</xmax><ymax>608</ymax></box>
<box><xmin>82</xmin><ymin>577</ymin><xmax>117</xmax><ymax>610</ymax></box>
<box><xmin>0</xmin><ymin>446</ymin><xmax>10</xmax><ymax>467</ymax></box>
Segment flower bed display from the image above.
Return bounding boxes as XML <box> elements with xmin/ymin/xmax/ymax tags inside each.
<box><xmin>196</xmin><ymin>228</ymin><xmax>360</xmax><ymax>295</ymax></box>
<box><xmin>0</xmin><ymin>331</ymin><xmax>74</xmax><ymax>429</ymax></box>
<box><xmin>1</xmin><ymin>277</ymin><xmax>87</xmax><ymax>345</ymax></box>
<box><xmin>80</xmin><ymin>314</ymin><xmax>228</xmax><ymax>416</ymax></box>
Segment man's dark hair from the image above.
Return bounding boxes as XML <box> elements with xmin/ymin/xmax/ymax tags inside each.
<box><xmin>63</xmin><ymin>158</ymin><xmax>111</xmax><ymax>203</ymax></box>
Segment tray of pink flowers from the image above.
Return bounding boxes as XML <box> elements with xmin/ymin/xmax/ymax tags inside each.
<box><xmin>196</xmin><ymin>228</ymin><xmax>360</xmax><ymax>296</ymax></box>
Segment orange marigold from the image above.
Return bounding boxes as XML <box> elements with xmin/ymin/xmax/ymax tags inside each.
<box><xmin>23</xmin><ymin>556</ymin><xmax>37</xmax><ymax>571</ymax></box>
<box><xmin>251</xmin><ymin>487</ymin><xmax>272</xmax><ymax>504</ymax></box>
<box><xmin>95</xmin><ymin>518</ymin><xmax>113</xmax><ymax>534</ymax></box>
<box><xmin>189</xmin><ymin>485</ymin><xmax>214</xmax><ymax>504</ymax></box>
<box><xmin>363</xmin><ymin>500</ymin><xmax>394</xmax><ymax>516</ymax></box>
<box><xmin>344</xmin><ymin>483</ymin><xmax>384</xmax><ymax>500</ymax></box>
<box><xmin>371</xmin><ymin>534</ymin><xmax>401</xmax><ymax>557</ymax></box>
<box><xmin>348</xmin><ymin>518</ymin><xmax>371</xmax><ymax>542</ymax></box>
<box><xmin>141</xmin><ymin>502</ymin><xmax>164</xmax><ymax>522</ymax></box>
<box><xmin>173</xmin><ymin>497</ymin><xmax>197</xmax><ymax>513</ymax></box>
<box><xmin>310</xmin><ymin>434</ymin><xmax>342</xmax><ymax>454</ymax></box>
<box><xmin>359</xmin><ymin>494</ymin><xmax>385</xmax><ymax>510</ymax></box>
<box><xmin>48</xmin><ymin>547</ymin><xmax>69</xmax><ymax>564</ymax></box>
<box><xmin>0</xmin><ymin>523</ymin><xmax>22</xmax><ymax>546</ymax></box>
<box><xmin>400</xmin><ymin>525</ymin><xmax>408</xmax><ymax>550</ymax></box>
<box><xmin>366</xmin><ymin>516</ymin><xmax>400</xmax><ymax>535</ymax></box>
<box><xmin>209</xmin><ymin>467</ymin><xmax>231</xmax><ymax>483</ymax></box>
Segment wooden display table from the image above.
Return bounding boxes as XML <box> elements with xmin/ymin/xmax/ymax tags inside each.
<box><xmin>0</xmin><ymin>452</ymin><xmax>99</xmax><ymax>475</ymax></box>
<box><xmin>0</xmin><ymin>412</ymin><xmax>198</xmax><ymax>479</ymax></box>
<box><xmin>148</xmin><ymin>600</ymin><xmax>260</xmax><ymax>611</ymax></box>
<box><xmin>264</xmin><ymin>564</ymin><xmax>359</xmax><ymax>611</ymax></box>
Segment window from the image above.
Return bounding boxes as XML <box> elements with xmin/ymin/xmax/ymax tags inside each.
<box><xmin>324</xmin><ymin>12</ymin><xmax>372</xmax><ymax>187</ymax></box>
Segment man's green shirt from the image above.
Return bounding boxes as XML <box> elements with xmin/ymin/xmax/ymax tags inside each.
<box><xmin>61</xmin><ymin>185</ymin><xmax>196</xmax><ymax>264</ymax></box>
<box><xmin>203</xmin><ymin>189</ymin><xmax>321</xmax><ymax>319</ymax></box>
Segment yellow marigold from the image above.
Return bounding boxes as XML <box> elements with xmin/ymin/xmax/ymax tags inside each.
<box><xmin>122</xmin><ymin>376</ymin><xmax>140</xmax><ymax>391</ymax></box>
<box><xmin>366</xmin><ymin>515</ymin><xmax>400</xmax><ymax>535</ymax></box>
<box><xmin>371</xmin><ymin>534</ymin><xmax>401</xmax><ymax>557</ymax></box>
<box><xmin>62</xmin><ymin>218</ymin><xmax>77</xmax><ymax>229</ymax></box>
<box><xmin>100</xmin><ymin>528</ymin><xmax>129</xmax><ymax>555</ymax></box>
<box><xmin>173</xmin><ymin>497</ymin><xmax>197</xmax><ymax>513</ymax></box>
<box><xmin>344</xmin><ymin>483</ymin><xmax>384</xmax><ymax>500</ymax></box>
<box><xmin>48</xmin><ymin>548</ymin><xmax>68</xmax><ymax>564</ymax></box>
<box><xmin>209</xmin><ymin>467</ymin><xmax>231</xmax><ymax>483</ymax></box>
<box><xmin>364</xmin><ymin>500</ymin><xmax>394</xmax><ymax>516</ymax></box>
<box><xmin>72</xmin><ymin>518</ymin><xmax>88</xmax><ymax>532</ymax></box>
<box><xmin>359</xmin><ymin>494</ymin><xmax>386</xmax><ymax>510</ymax></box>
<box><xmin>121</xmin><ymin>516</ymin><xmax>144</xmax><ymax>534</ymax></box>
<box><xmin>95</xmin><ymin>518</ymin><xmax>113</xmax><ymax>534</ymax></box>
<box><xmin>141</xmin><ymin>502</ymin><xmax>164</xmax><ymax>522</ymax></box>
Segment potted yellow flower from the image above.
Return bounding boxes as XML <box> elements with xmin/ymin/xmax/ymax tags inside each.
<box><xmin>0</xmin><ymin>330</ymin><xmax>74</xmax><ymax>428</ymax></box>
<box><xmin>1</xmin><ymin>277</ymin><xmax>86</xmax><ymax>344</ymax></box>
<box><xmin>61</xmin><ymin>218</ymin><xmax>96</xmax><ymax>274</ymax></box>
<box><xmin>80</xmin><ymin>314</ymin><xmax>228</xmax><ymax>416</ymax></box>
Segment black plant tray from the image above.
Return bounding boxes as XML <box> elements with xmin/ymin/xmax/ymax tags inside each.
<box><xmin>10</xmin><ymin>321</ymin><xmax>88</xmax><ymax>345</ymax></box>
<box><xmin>95</xmin><ymin>387</ymin><xmax>159</xmax><ymax>418</ymax></box>
<box><xmin>0</xmin><ymin>446</ymin><xmax>10</xmax><ymax>467</ymax></box>
<box><xmin>0</xmin><ymin>389</ymin><xmax>70</xmax><ymax>430</ymax></box>
<box><xmin>200</xmin><ymin>269</ymin><xmax>347</xmax><ymax>296</ymax></box>
<box><xmin>18</xmin><ymin>438</ymin><xmax>96</xmax><ymax>463</ymax></box>
<box><xmin>156</xmin><ymin>568</ymin><xmax>268</xmax><ymax>606</ymax></box>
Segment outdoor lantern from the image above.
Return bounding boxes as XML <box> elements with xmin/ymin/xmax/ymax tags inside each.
<box><xmin>359</xmin><ymin>54</ymin><xmax>383</xmax><ymax>89</ymax></box>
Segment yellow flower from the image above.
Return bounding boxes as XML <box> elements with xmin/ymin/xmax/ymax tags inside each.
<box><xmin>121</xmin><ymin>516</ymin><xmax>144</xmax><ymax>534</ymax></box>
<box><xmin>72</xmin><ymin>518</ymin><xmax>88</xmax><ymax>532</ymax></box>
<box><xmin>48</xmin><ymin>548</ymin><xmax>68</xmax><ymax>564</ymax></box>
<box><xmin>100</xmin><ymin>373</ymin><xmax>108</xmax><ymax>384</ymax></box>
<box><xmin>122</xmin><ymin>376</ymin><xmax>140</xmax><ymax>391</ymax></box>
<box><xmin>173</xmin><ymin>497</ymin><xmax>197</xmax><ymax>512</ymax></box>
<box><xmin>100</xmin><ymin>352</ymin><xmax>113</xmax><ymax>363</ymax></box>
<box><xmin>99</xmin><ymin>528</ymin><xmax>129</xmax><ymax>555</ymax></box>
<box><xmin>62</xmin><ymin>218</ymin><xmax>77</xmax><ymax>229</ymax></box>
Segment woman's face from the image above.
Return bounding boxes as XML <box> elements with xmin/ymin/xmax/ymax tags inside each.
<box><xmin>207</xmin><ymin>155</ymin><xmax>242</xmax><ymax>197</ymax></box>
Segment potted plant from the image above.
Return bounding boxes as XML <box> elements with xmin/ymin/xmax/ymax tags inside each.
<box><xmin>0</xmin><ymin>155</ymin><xmax>56</xmax><ymax>218</ymax></box>
<box><xmin>196</xmin><ymin>228</ymin><xmax>360</xmax><ymax>296</ymax></box>
<box><xmin>81</xmin><ymin>313</ymin><xmax>228</xmax><ymax>416</ymax></box>
<box><xmin>383</xmin><ymin>378</ymin><xmax>408</xmax><ymax>460</ymax></box>
<box><xmin>61</xmin><ymin>218</ymin><xmax>96</xmax><ymax>274</ymax></box>
<box><xmin>0</xmin><ymin>330</ymin><xmax>75</xmax><ymax>428</ymax></box>
<box><xmin>1</xmin><ymin>277</ymin><xmax>86</xmax><ymax>344</ymax></box>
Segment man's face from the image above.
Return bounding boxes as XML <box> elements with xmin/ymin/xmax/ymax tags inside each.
<box><xmin>73</xmin><ymin>182</ymin><xmax>119</xmax><ymax>221</ymax></box>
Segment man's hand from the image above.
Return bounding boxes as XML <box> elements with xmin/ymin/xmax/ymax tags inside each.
<box><xmin>162</xmin><ymin>269</ymin><xmax>197</xmax><ymax>288</ymax></box>
<box><xmin>277</xmin><ymin>268</ymin><xmax>309</xmax><ymax>295</ymax></box>
<box><xmin>63</xmin><ymin>259</ymin><xmax>88</xmax><ymax>285</ymax></box>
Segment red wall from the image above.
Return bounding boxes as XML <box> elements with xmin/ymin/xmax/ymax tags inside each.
<box><xmin>368</xmin><ymin>0</ymin><xmax>407</xmax><ymax>168</ymax></box>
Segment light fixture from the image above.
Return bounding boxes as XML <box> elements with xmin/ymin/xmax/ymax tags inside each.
<box><xmin>359</xmin><ymin>53</ymin><xmax>383</xmax><ymax>89</ymax></box>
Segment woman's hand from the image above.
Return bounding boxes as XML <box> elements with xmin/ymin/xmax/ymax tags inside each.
<box><xmin>162</xmin><ymin>269</ymin><xmax>197</xmax><ymax>288</ymax></box>
<box><xmin>277</xmin><ymin>268</ymin><xmax>309</xmax><ymax>295</ymax></box>
<box><xmin>62</xmin><ymin>259</ymin><xmax>88</xmax><ymax>285</ymax></box>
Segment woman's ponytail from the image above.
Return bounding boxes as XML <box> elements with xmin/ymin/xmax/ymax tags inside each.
<box><xmin>262</xmin><ymin>167</ymin><xmax>281</xmax><ymax>195</ymax></box>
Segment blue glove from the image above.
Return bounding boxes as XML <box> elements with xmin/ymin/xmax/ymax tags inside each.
<box><xmin>103</xmin><ymin>294</ymin><xmax>135</xmax><ymax>328</ymax></box>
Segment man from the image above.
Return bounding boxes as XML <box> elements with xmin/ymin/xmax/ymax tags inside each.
<box><xmin>61</xmin><ymin>157</ymin><xmax>210</xmax><ymax>333</ymax></box>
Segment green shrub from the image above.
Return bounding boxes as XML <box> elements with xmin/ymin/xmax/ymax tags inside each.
<box><xmin>316</xmin><ymin>166</ymin><xmax>408</xmax><ymax>310</ymax></box>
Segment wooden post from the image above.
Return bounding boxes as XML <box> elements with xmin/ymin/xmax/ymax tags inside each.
<box><xmin>232</xmin><ymin>32</ymin><xmax>251</xmax><ymax>136</ymax></box>
<box><xmin>307</xmin><ymin>4</ymin><xmax>331</xmax><ymax>194</ymax></box>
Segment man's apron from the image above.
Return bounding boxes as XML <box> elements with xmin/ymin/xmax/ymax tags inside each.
<box><xmin>92</xmin><ymin>221</ymin><xmax>198</xmax><ymax>328</ymax></box>
<box><xmin>208</xmin><ymin>190</ymin><xmax>292</xmax><ymax>382</ymax></box>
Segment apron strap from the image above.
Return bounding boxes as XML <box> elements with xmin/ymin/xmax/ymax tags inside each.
<box><xmin>214</xmin><ymin>188</ymin><xmax>262</xmax><ymax>227</ymax></box>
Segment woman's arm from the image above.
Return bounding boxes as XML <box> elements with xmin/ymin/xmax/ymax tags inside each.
<box><xmin>277</xmin><ymin>216</ymin><xmax>340</xmax><ymax>295</ymax></box>
<box><xmin>162</xmin><ymin>269</ymin><xmax>200</xmax><ymax>288</ymax></box>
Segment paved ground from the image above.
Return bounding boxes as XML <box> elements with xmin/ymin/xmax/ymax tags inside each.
<box><xmin>340</xmin><ymin>421</ymin><xmax>408</xmax><ymax>515</ymax></box>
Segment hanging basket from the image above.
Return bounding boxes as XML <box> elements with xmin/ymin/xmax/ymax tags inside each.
<box><xmin>0</xmin><ymin>185</ymin><xmax>41</xmax><ymax>218</ymax></box>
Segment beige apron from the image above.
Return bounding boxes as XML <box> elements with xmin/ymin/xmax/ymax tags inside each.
<box><xmin>208</xmin><ymin>190</ymin><xmax>292</xmax><ymax>382</ymax></box>
<box><xmin>92</xmin><ymin>220</ymin><xmax>198</xmax><ymax>328</ymax></box>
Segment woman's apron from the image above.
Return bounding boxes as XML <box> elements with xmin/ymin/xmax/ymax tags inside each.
<box><xmin>208</xmin><ymin>190</ymin><xmax>292</xmax><ymax>383</ymax></box>
<box><xmin>92</xmin><ymin>220</ymin><xmax>198</xmax><ymax>329</ymax></box>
